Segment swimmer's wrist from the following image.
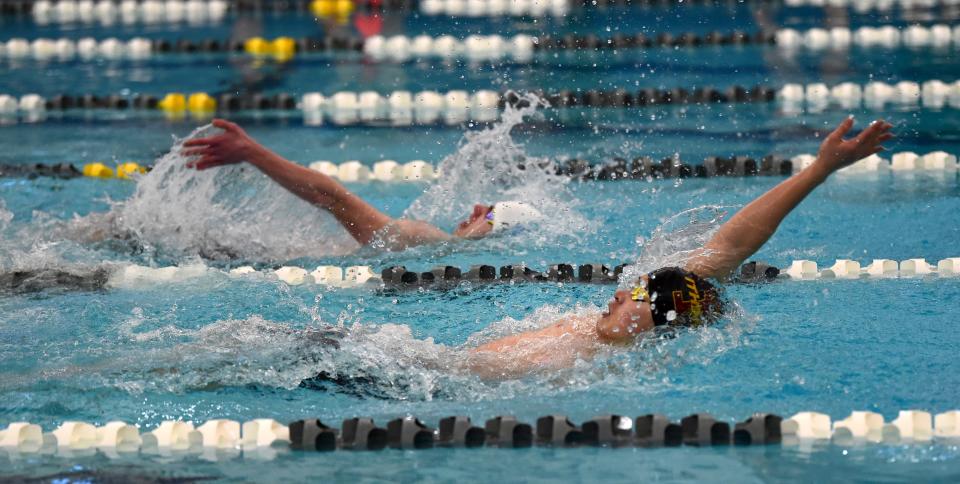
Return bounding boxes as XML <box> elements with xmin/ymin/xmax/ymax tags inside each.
<box><xmin>245</xmin><ymin>143</ymin><xmax>277</xmax><ymax>169</ymax></box>
<box><xmin>808</xmin><ymin>158</ymin><xmax>833</xmax><ymax>181</ymax></box>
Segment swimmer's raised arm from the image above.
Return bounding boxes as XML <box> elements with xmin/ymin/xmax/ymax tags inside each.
<box><xmin>182</xmin><ymin>119</ymin><xmax>451</xmax><ymax>248</ymax></box>
<box><xmin>685</xmin><ymin>117</ymin><xmax>894</xmax><ymax>279</ymax></box>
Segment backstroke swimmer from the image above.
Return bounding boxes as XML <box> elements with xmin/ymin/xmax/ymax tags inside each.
<box><xmin>186</xmin><ymin>116</ymin><xmax>893</xmax><ymax>380</ymax></box>
<box><xmin>182</xmin><ymin>119</ymin><xmax>544</xmax><ymax>252</ymax></box>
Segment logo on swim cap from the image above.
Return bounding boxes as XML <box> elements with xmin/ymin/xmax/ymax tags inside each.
<box><xmin>647</xmin><ymin>267</ymin><xmax>719</xmax><ymax>327</ymax></box>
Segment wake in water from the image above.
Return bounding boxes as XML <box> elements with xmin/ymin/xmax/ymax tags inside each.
<box><xmin>4</xmin><ymin>307</ymin><xmax>751</xmax><ymax>401</ymax></box>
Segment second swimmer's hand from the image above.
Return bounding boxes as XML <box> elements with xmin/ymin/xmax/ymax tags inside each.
<box><xmin>182</xmin><ymin>119</ymin><xmax>259</xmax><ymax>170</ymax></box>
<box><xmin>814</xmin><ymin>117</ymin><xmax>894</xmax><ymax>176</ymax></box>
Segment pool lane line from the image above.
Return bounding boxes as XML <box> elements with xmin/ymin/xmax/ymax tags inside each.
<box><xmin>2</xmin><ymin>149</ymin><xmax>956</xmax><ymax>183</ymax></box>
<box><xmin>6</xmin><ymin>258</ymin><xmax>955</xmax><ymax>295</ymax></box>
<box><xmin>0</xmin><ymin>151</ymin><xmax>953</xmax><ymax>182</ymax></box>
<box><xmin>12</xmin><ymin>0</ymin><xmax>957</xmax><ymax>23</ymax></box>
<box><xmin>0</xmin><ymin>87</ymin><xmax>946</xmax><ymax>129</ymax></box>
<box><xmin>3</xmin><ymin>410</ymin><xmax>958</xmax><ymax>456</ymax></box>
<box><xmin>4</xmin><ymin>79</ymin><xmax>959</xmax><ymax>126</ymax></box>
<box><xmin>127</xmin><ymin>257</ymin><xmax>960</xmax><ymax>289</ymax></box>
<box><xmin>10</xmin><ymin>0</ymin><xmax>412</xmax><ymax>21</ymax></box>
<box><xmin>4</xmin><ymin>25</ymin><xmax>959</xmax><ymax>64</ymax></box>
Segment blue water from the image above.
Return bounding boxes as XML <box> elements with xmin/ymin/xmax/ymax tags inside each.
<box><xmin>3</xmin><ymin>5</ymin><xmax>960</xmax><ymax>483</ymax></box>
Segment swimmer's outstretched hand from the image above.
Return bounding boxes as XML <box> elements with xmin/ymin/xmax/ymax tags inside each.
<box><xmin>815</xmin><ymin>117</ymin><xmax>894</xmax><ymax>175</ymax></box>
<box><xmin>182</xmin><ymin>119</ymin><xmax>260</xmax><ymax>170</ymax></box>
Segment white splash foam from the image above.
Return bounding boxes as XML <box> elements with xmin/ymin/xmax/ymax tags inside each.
<box><xmin>0</xmin><ymin>199</ymin><xmax>12</xmax><ymax>229</ymax></box>
<box><xmin>621</xmin><ymin>205</ymin><xmax>729</xmax><ymax>286</ymax></box>
<box><xmin>113</xmin><ymin>124</ymin><xmax>358</xmax><ymax>261</ymax></box>
<box><xmin>405</xmin><ymin>92</ymin><xmax>594</xmax><ymax>245</ymax></box>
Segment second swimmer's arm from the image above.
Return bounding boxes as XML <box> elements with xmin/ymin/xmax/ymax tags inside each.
<box><xmin>685</xmin><ymin>117</ymin><xmax>893</xmax><ymax>279</ymax></box>
<box><xmin>183</xmin><ymin>119</ymin><xmax>449</xmax><ymax>246</ymax></box>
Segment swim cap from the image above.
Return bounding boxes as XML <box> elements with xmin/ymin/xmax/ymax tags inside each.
<box><xmin>645</xmin><ymin>267</ymin><xmax>722</xmax><ymax>327</ymax></box>
<box><xmin>488</xmin><ymin>201</ymin><xmax>543</xmax><ymax>233</ymax></box>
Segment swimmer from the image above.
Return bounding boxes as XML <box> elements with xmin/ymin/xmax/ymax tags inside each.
<box><xmin>182</xmin><ymin>119</ymin><xmax>542</xmax><ymax>251</ymax></box>
<box><xmin>466</xmin><ymin>116</ymin><xmax>894</xmax><ymax>379</ymax></box>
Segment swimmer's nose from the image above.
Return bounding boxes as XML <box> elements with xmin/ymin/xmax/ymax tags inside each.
<box><xmin>613</xmin><ymin>289</ymin><xmax>629</xmax><ymax>304</ymax></box>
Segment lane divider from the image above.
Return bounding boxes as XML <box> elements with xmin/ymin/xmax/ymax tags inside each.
<box><xmin>780</xmin><ymin>258</ymin><xmax>960</xmax><ymax>279</ymax></box>
<box><xmin>1</xmin><ymin>81</ymin><xmax>956</xmax><ymax>127</ymax></box>
<box><xmin>28</xmin><ymin>0</ymin><xmax>229</xmax><ymax>25</ymax></box>
<box><xmin>783</xmin><ymin>0</ymin><xmax>956</xmax><ymax>11</ymax></box>
<box><xmin>10</xmin><ymin>0</ymin><xmax>410</xmax><ymax>22</ymax></box>
<box><xmin>4</xmin><ymin>410</ymin><xmax>960</xmax><ymax>459</ymax></box>
<box><xmin>778</xmin><ymin>80</ymin><xmax>960</xmax><ymax>109</ymax></box>
<box><xmin>776</xmin><ymin>24</ymin><xmax>959</xmax><ymax>50</ymax></box>
<box><xmin>6</xmin><ymin>25</ymin><xmax>957</xmax><ymax>65</ymax></box>
<box><xmin>3</xmin><ymin>258</ymin><xmax>957</xmax><ymax>294</ymax></box>
<box><xmin>107</xmin><ymin>256</ymin><xmax>959</xmax><ymax>290</ymax></box>
<box><xmin>6</xmin><ymin>0</ymin><xmax>956</xmax><ymax>23</ymax></box>
<box><xmin>420</xmin><ymin>0</ymin><xmax>571</xmax><ymax>16</ymax></box>
<box><xmin>1</xmin><ymin>150</ymin><xmax>957</xmax><ymax>182</ymax></box>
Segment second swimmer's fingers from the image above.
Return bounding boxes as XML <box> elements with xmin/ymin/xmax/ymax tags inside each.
<box><xmin>182</xmin><ymin>137</ymin><xmax>217</xmax><ymax>147</ymax></box>
<box><xmin>212</xmin><ymin>118</ymin><xmax>242</xmax><ymax>133</ymax></box>
<box><xmin>181</xmin><ymin>148</ymin><xmax>206</xmax><ymax>157</ymax></box>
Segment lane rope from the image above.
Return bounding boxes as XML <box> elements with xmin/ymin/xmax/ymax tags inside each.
<box><xmin>5</xmin><ymin>257</ymin><xmax>946</xmax><ymax>294</ymax></box>
<box><xmin>12</xmin><ymin>0</ymin><xmax>410</xmax><ymax>23</ymax></box>
<box><xmin>4</xmin><ymin>25</ymin><xmax>958</xmax><ymax>64</ymax></box>
<box><xmin>1</xmin><ymin>80</ymin><xmax>958</xmax><ymax>125</ymax></box>
<box><xmin>3</xmin><ymin>257</ymin><xmax>958</xmax><ymax>294</ymax></box>
<box><xmin>1</xmin><ymin>150</ymin><xmax>956</xmax><ymax>182</ymax></box>
<box><xmin>3</xmin><ymin>409</ymin><xmax>959</xmax><ymax>458</ymax></box>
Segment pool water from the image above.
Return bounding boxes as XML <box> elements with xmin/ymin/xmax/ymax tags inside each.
<box><xmin>2</xmin><ymin>3</ymin><xmax>960</xmax><ymax>482</ymax></box>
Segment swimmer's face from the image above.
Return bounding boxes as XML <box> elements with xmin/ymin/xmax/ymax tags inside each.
<box><xmin>596</xmin><ymin>277</ymin><xmax>655</xmax><ymax>341</ymax></box>
<box><xmin>453</xmin><ymin>204</ymin><xmax>494</xmax><ymax>239</ymax></box>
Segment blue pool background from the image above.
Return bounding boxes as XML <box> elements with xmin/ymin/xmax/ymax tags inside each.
<box><xmin>2</xmin><ymin>3</ymin><xmax>960</xmax><ymax>482</ymax></box>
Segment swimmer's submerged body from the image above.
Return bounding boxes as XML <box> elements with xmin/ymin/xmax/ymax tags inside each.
<box><xmin>184</xmin><ymin>116</ymin><xmax>892</xmax><ymax>380</ymax></box>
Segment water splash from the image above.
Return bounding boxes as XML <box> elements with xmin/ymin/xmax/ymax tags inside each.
<box><xmin>406</xmin><ymin>92</ymin><xmax>594</xmax><ymax>244</ymax></box>
<box><xmin>111</xmin><ymin>124</ymin><xmax>357</xmax><ymax>262</ymax></box>
<box><xmin>620</xmin><ymin>205</ymin><xmax>729</xmax><ymax>286</ymax></box>
<box><xmin>0</xmin><ymin>199</ymin><xmax>12</xmax><ymax>230</ymax></box>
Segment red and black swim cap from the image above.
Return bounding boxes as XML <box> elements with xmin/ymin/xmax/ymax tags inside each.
<box><xmin>646</xmin><ymin>267</ymin><xmax>723</xmax><ymax>327</ymax></box>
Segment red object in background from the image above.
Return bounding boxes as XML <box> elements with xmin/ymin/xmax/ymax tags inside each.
<box><xmin>354</xmin><ymin>13</ymin><xmax>382</xmax><ymax>37</ymax></box>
